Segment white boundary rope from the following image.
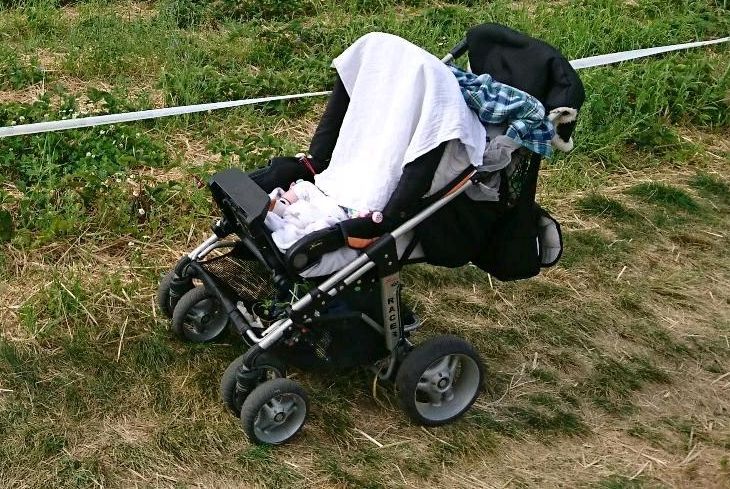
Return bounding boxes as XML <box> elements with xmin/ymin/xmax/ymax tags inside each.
<box><xmin>0</xmin><ymin>91</ymin><xmax>332</xmax><ymax>138</ymax></box>
<box><xmin>0</xmin><ymin>37</ymin><xmax>727</xmax><ymax>138</ymax></box>
<box><xmin>569</xmin><ymin>37</ymin><xmax>728</xmax><ymax>69</ymax></box>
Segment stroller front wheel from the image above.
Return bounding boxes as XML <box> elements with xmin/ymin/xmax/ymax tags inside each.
<box><xmin>171</xmin><ymin>286</ymin><xmax>229</xmax><ymax>342</ymax></box>
<box><xmin>157</xmin><ymin>268</ymin><xmax>192</xmax><ymax>318</ymax></box>
<box><xmin>220</xmin><ymin>352</ymin><xmax>287</xmax><ymax>416</ymax></box>
<box><xmin>396</xmin><ymin>335</ymin><xmax>484</xmax><ymax>426</ymax></box>
<box><xmin>239</xmin><ymin>378</ymin><xmax>309</xmax><ymax>445</ymax></box>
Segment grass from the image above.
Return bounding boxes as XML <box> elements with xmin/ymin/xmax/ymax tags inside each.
<box><xmin>577</xmin><ymin>193</ymin><xmax>638</xmax><ymax>222</ymax></box>
<box><xmin>627</xmin><ymin>182</ymin><xmax>700</xmax><ymax>213</ymax></box>
<box><xmin>1</xmin><ymin>0</ymin><xmax>729</xmax><ymax>487</ymax></box>
<box><xmin>690</xmin><ymin>171</ymin><xmax>730</xmax><ymax>204</ymax></box>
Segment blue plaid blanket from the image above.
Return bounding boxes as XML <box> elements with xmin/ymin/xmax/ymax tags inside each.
<box><xmin>449</xmin><ymin>65</ymin><xmax>555</xmax><ymax>157</ymax></box>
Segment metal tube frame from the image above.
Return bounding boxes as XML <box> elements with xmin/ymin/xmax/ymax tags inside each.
<box><xmin>249</xmin><ymin>171</ymin><xmax>476</xmax><ymax>351</ymax></box>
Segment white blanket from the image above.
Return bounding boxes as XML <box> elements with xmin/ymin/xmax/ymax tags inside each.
<box><xmin>264</xmin><ymin>181</ymin><xmax>346</xmax><ymax>250</ymax></box>
<box><xmin>264</xmin><ymin>182</ymin><xmax>359</xmax><ymax>278</ymax></box>
<box><xmin>314</xmin><ymin>32</ymin><xmax>486</xmax><ymax>213</ymax></box>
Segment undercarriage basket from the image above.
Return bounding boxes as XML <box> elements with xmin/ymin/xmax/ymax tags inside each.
<box><xmin>199</xmin><ymin>246</ymin><xmax>277</xmax><ymax>305</ymax></box>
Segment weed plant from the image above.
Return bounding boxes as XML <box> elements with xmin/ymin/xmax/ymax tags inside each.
<box><xmin>0</xmin><ymin>47</ymin><xmax>46</xmax><ymax>89</ymax></box>
<box><xmin>0</xmin><ymin>89</ymin><xmax>174</xmax><ymax>243</ymax></box>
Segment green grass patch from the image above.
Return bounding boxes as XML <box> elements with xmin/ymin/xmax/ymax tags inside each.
<box><xmin>560</xmin><ymin>229</ymin><xmax>631</xmax><ymax>269</ymax></box>
<box><xmin>0</xmin><ymin>45</ymin><xmax>47</xmax><ymax>89</ymax></box>
<box><xmin>577</xmin><ymin>193</ymin><xmax>637</xmax><ymax>221</ymax></box>
<box><xmin>690</xmin><ymin>172</ymin><xmax>730</xmax><ymax>204</ymax></box>
<box><xmin>583</xmin><ymin>356</ymin><xmax>671</xmax><ymax>414</ymax></box>
<box><xmin>316</xmin><ymin>452</ymin><xmax>387</xmax><ymax>489</ymax></box>
<box><xmin>627</xmin><ymin>421</ymin><xmax>667</xmax><ymax>447</ymax></box>
<box><xmin>594</xmin><ymin>475</ymin><xmax>650</xmax><ymax>488</ymax></box>
<box><xmin>626</xmin><ymin>181</ymin><xmax>700</xmax><ymax>212</ymax></box>
<box><xmin>506</xmin><ymin>405</ymin><xmax>587</xmax><ymax>435</ymax></box>
<box><xmin>525</xmin><ymin>308</ymin><xmax>598</xmax><ymax>348</ymax></box>
<box><xmin>530</xmin><ymin>367</ymin><xmax>559</xmax><ymax>384</ymax></box>
<box><xmin>0</xmin><ymin>90</ymin><xmax>174</xmax><ymax>243</ymax></box>
<box><xmin>235</xmin><ymin>445</ymin><xmax>303</xmax><ymax>486</ymax></box>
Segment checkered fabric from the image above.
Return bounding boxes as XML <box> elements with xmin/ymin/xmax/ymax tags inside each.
<box><xmin>449</xmin><ymin>65</ymin><xmax>555</xmax><ymax>156</ymax></box>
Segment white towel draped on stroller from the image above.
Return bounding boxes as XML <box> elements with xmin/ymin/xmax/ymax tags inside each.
<box><xmin>314</xmin><ymin>32</ymin><xmax>487</xmax><ymax>213</ymax></box>
<box><xmin>262</xmin><ymin>33</ymin><xmax>489</xmax><ymax>277</ymax></box>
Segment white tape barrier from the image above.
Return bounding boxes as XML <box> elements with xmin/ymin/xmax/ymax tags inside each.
<box><xmin>0</xmin><ymin>37</ymin><xmax>727</xmax><ymax>138</ymax></box>
<box><xmin>0</xmin><ymin>91</ymin><xmax>332</xmax><ymax>138</ymax></box>
<box><xmin>569</xmin><ymin>37</ymin><xmax>729</xmax><ymax>69</ymax></box>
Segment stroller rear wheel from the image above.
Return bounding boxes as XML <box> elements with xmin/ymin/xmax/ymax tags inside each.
<box><xmin>171</xmin><ymin>286</ymin><xmax>229</xmax><ymax>342</ymax></box>
<box><xmin>240</xmin><ymin>378</ymin><xmax>309</xmax><ymax>445</ymax></box>
<box><xmin>396</xmin><ymin>335</ymin><xmax>484</xmax><ymax>426</ymax></box>
<box><xmin>220</xmin><ymin>352</ymin><xmax>287</xmax><ymax>416</ymax></box>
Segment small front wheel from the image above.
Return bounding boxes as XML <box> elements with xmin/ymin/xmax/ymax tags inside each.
<box><xmin>396</xmin><ymin>335</ymin><xmax>484</xmax><ymax>426</ymax></box>
<box><xmin>220</xmin><ymin>352</ymin><xmax>287</xmax><ymax>416</ymax></box>
<box><xmin>240</xmin><ymin>378</ymin><xmax>309</xmax><ymax>445</ymax></box>
<box><xmin>157</xmin><ymin>268</ymin><xmax>192</xmax><ymax>318</ymax></box>
<box><xmin>171</xmin><ymin>286</ymin><xmax>229</xmax><ymax>342</ymax></box>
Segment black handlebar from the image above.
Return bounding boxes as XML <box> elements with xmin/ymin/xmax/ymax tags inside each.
<box><xmin>448</xmin><ymin>38</ymin><xmax>469</xmax><ymax>60</ymax></box>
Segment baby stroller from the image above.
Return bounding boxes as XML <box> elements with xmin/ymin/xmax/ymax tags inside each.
<box><xmin>157</xmin><ymin>24</ymin><xmax>584</xmax><ymax>445</ymax></box>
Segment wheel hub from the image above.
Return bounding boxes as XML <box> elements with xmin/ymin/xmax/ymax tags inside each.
<box><xmin>413</xmin><ymin>353</ymin><xmax>481</xmax><ymax>418</ymax></box>
<box><xmin>179</xmin><ymin>293</ymin><xmax>229</xmax><ymax>342</ymax></box>
<box><xmin>436</xmin><ymin>376</ymin><xmax>451</xmax><ymax>391</ymax></box>
<box><xmin>273</xmin><ymin>411</ymin><xmax>286</xmax><ymax>423</ymax></box>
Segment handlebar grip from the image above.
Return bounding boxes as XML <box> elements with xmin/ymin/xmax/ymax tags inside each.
<box><xmin>449</xmin><ymin>38</ymin><xmax>469</xmax><ymax>59</ymax></box>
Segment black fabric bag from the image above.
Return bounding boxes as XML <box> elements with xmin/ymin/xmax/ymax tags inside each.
<box><xmin>416</xmin><ymin>194</ymin><xmax>501</xmax><ymax>268</ymax></box>
<box><xmin>474</xmin><ymin>203</ymin><xmax>562</xmax><ymax>281</ymax></box>
<box><xmin>457</xmin><ymin>23</ymin><xmax>577</xmax><ymax>280</ymax></box>
<box><xmin>474</xmin><ymin>202</ymin><xmax>540</xmax><ymax>281</ymax></box>
<box><xmin>472</xmin><ymin>149</ymin><xmax>564</xmax><ymax>281</ymax></box>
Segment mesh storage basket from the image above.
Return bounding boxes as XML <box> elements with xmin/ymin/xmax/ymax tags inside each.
<box><xmin>502</xmin><ymin>149</ymin><xmax>540</xmax><ymax>207</ymax></box>
<box><xmin>199</xmin><ymin>248</ymin><xmax>276</xmax><ymax>304</ymax></box>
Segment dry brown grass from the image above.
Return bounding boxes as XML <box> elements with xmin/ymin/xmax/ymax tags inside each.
<box><xmin>2</xmin><ymin>145</ymin><xmax>728</xmax><ymax>487</ymax></box>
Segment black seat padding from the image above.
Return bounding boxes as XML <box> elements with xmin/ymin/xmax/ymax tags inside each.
<box><xmin>286</xmin><ymin>225</ymin><xmax>347</xmax><ymax>272</ymax></box>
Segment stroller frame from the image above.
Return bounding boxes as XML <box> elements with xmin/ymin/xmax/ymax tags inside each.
<box><xmin>183</xmin><ymin>166</ymin><xmax>478</xmax><ymax>359</ymax></box>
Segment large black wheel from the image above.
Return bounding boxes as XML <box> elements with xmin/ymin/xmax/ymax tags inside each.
<box><xmin>240</xmin><ymin>378</ymin><xmax>309</xmax><ymax>445</ymax></box>
<box><xmin>396</xmin><ymin>335</ymin><xmax>484</xmax><ymax>426</ymax></box>
<box><xmin>171</xmin><ymin>286</ymin><xmax>229</xmax><ymax>342</ymax></box>
<box><xmin>220</xmin><ymin>352</ymin><xmax>287</xmax><ymax>416</ymax></box>
<box><xmin>157</xmin><ymin>269</ymin><xmax>192</xmax><ymax>318</ymax></box>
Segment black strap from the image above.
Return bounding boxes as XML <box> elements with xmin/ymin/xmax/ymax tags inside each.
<box><xmin>400</xmin><ymin>236</ymin><xmax>420</xmax><ymax>266</ymax></box>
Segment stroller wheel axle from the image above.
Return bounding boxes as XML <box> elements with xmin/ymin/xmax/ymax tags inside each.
<box><xmin>220</xmin><ymin>352</ymin><xmax>286</xmax><ymax>416</ymax></box>
<box><xmin>157</xmin><ymin>268</ymin><xmax>193</xmax><ymax>319</ymax></box>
